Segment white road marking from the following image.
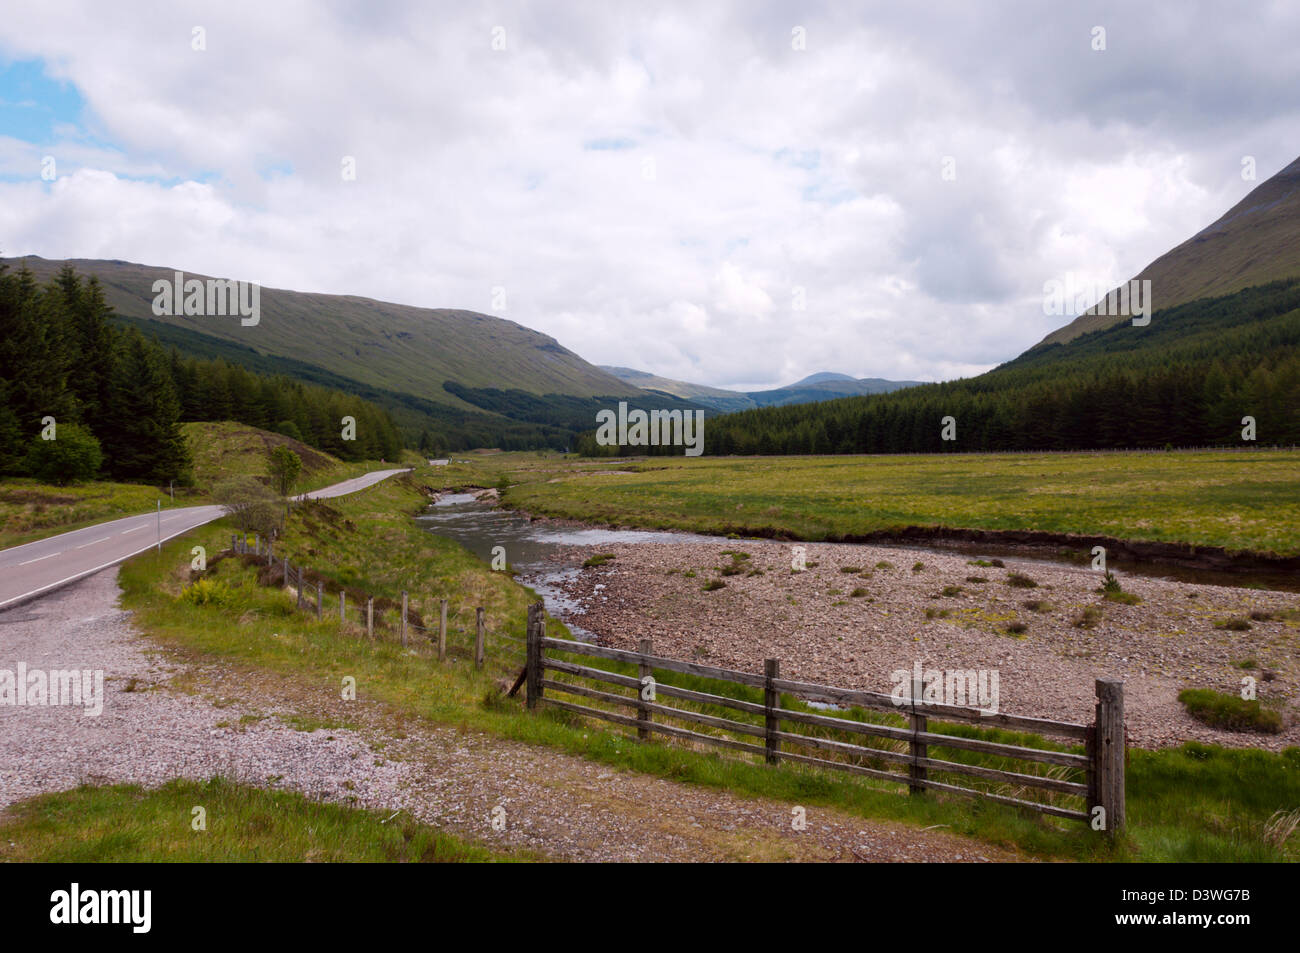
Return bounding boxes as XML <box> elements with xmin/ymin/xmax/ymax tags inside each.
<box><xmin>75</xmin><ymin>537</ymin><xmax>112</xmax><ymax>549</ymax></box>
<box><xmin>120</xmin><ymin>525</ymin><xmax>146</xmax><ymax>535</ymax></box>
<box><xmin>18</xmin><ymin>551</ymin><xmax>60</xmax><ymax>566</ymax></box>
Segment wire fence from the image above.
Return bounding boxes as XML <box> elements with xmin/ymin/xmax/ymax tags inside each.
<box><xmin>223</xmin><ymin>532</ymin><xmax>526</xmax><ymax>672</ymax></box>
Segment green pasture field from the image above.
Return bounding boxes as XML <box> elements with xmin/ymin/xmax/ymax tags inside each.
<box><xmin>470</xmin><ymin>449</ymin><xmax>1300</xmax><ymax>557</ymax></box>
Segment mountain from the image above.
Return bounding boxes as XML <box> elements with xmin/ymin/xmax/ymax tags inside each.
<box><xmin>746</xmin><ymin>376</ymin><xmax>925</xmax><ymax>407</ymax></box>
<box><xmin>598</xmin><ymin>366</ymin><xmax>757</xmax><ymax>412</ymax></box>
<box><xmin>787</xmin><ymin>372</ymin><xmax>856</xmax><ymax>386</ymax></box>
<box><xmin>626</xmin><ymin>155</ymin><xmax>1300</xmax><ymax>457</ymax></box>
<box><xmin>3</xmin><ymin>256</ymin><xmax>640</xmax><ymax>411</ymax></box>
<box><xmin>2</xmin><ymin>256</ymin><xmax>671</xmax><ymax>451</ymax></box>
<box><xmin>1038</xmin><ymin>156</ymin><xmax>1300</xmax><ymax>347</ymax></box>
<box><xmin>599</xmin><ymin>366</ymin><xmax>923</xmax><ymax>412</ymax></box>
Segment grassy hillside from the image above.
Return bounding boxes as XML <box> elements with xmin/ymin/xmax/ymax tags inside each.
<box><xmin>4</xmin><ymin>256</ymin><xmax>641</xmax><ymax>411</ymax></box>
<box><xmin>1039</xmin><ymin>155</ymin><xmax>1300</xmax><ymax>346</ymax></box>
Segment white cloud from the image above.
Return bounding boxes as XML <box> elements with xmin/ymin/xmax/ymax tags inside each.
<box><xmin>1</xmin><ymin>0</ymin><xmax>1298</xmax><ymax>390</ymax></box>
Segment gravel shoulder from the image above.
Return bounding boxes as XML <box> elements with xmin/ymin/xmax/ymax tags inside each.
<box><xmin>548</xmin><ymin>540</ymin><xmax>1300</xmax><ymax>750</ymax></box>
<box><xmin>0</xmin><ymin>568</ymin><xmax>1025</xmax><ymax>862</ymax></box>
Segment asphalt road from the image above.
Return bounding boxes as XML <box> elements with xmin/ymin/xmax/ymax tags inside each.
<box><xmin>0</xmin><ymin>468</ymin><xmax>408</xmax><ymax>610</ymax></box>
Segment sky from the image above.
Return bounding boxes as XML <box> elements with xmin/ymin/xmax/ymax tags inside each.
<box><xmin>1</xmin><ymin>1</ymin><xmax>1298</xmax><ymax>392</ymax></box>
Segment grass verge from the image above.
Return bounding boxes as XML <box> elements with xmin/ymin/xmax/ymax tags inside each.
<box><xmin>0</xmin><ymin>778</ymin><xmax>524</xmax><ymax>862</ymax></box>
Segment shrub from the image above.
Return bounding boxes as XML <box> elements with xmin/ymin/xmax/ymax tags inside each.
<box><xmin>1006</xmin><ymin>572</ymin><xmax>1038</xmax><ymax>588</ymax></box>
<box><xmin>1005</xmin><ymin>621</ymin><xmax>1028</xmax><ymax>635</ymax></box>
<box><xmin>850</xmin><ymin>587</ymin><xmax>868</xmax><ymax>597</ymax></box>
<box><xmin>1214</xmin><ymin>617</ymin><xmax>1253</xmax><ymax>631</ymax></box>
<box><xmin>1023</xmin><ymin>599</ymin><xmax>1053</xmax><ymax>613</ymax></box>
<box><xmin>212</xmin><ymin>475</ymin><xmax>282</xmax><ymax>539</ymax></box>
<box><xmin>940</xmin><ymin>585</ymin><xmax>963</xmax><ymax>597</ymax></box>
<box><xmin>1073</xmin><ymin>606</ymin><xmax>1103</xmax><ymax>629</ymax></box>
<box><xmin>840</xmin><ymin>566</ymin><xmax>861</xmax><ymax>574</ymax></box>
<box><xmin>965</xmin><ymin>575</ymin><xmax>988</xmax><ymax>584</ymax></box>
<box><xmin>911</xmin><ymin>561</ymin><xmax>925</xmax><ymax>572</ymax></box>
<box><xmin>1178</xmin><ymin>688</ymin><xmax>1283</xmax><ymax>734</ymax></box>
<box><xmin>24</xmin><ymin>422</ymin><xmax>102</xmax><ymax>485</ymax></box>
<box><xmin>180</xmin><ymin>578</ymin><xmax>236</xmax><ymax>608</ymax></box>
<box><xmin>702</xmin><ymin>579</ymin><xmax>726</xmax><ymax>592</ymax></box>
<box><xmin>874</xmin><ymin>561</ymin><xmax>894</xmax><ymax>570</ymax></box>
<box><xmin>582</xmin><ymin>553</ymin><xmax>616</xmax><ymax>568</ymax></box>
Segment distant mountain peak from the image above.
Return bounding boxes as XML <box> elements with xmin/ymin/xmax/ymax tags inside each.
<box><xmin>786</xmin><ymin>371</ymin><xmax>856</xmax><ymax>386</ymax></box>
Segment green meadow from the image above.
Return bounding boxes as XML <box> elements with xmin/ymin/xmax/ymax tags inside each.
<box><xmin>482</xmin><ymin>449</ymin><xmax>1300</xmax><ymax>557</ymax></box>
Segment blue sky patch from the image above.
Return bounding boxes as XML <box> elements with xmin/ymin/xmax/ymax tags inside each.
<box><xmin>0</xmin><ymin>58</ymin><xmax>85</xmax><ymax>145</ymax></box>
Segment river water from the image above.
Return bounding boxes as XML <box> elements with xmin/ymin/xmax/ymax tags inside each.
<box><xmin>417</xmin><ymin>495</ymin><xmax>1297</xmax><ymax>634</ymax></box>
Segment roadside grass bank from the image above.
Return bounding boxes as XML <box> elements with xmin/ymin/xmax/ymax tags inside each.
<box><xmin>0</xmin><ymin>421</ymin><xmax>417</xmax><ymax>550</ymax></box>
<box><xmin>456</xmin><ymin>449</ymin><xmax>1300</xmax><ymax>559</ymax></box>
<box><xmin>0</xmin><ymin>478</ymin><xmax>200</xmax><ymax>550</ymax></box>
<box><xmin>0</xmin><ymin>778</ymin><xmax>525</xmax><ymax>862</ymax></box>
<box><xmin>116</xmin><ymin>470</ymin><xmax>1300</xmax><ymax>863</ymax></box>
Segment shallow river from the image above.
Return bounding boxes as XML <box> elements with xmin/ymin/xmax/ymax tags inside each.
<box><xmin>417</xmin><ymin>494</ymin><xmax>1297</xmax><ymax>635</ymax></box>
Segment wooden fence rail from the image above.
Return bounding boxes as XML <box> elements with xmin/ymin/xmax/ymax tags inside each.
<box><xmin>524</xmin><ymin>605</ymin><xmax>1124</xmax><ymax>835</ymax></box>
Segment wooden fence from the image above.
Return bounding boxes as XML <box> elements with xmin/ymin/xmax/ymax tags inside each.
<box><xmin>523</xmin><ymin>604</ymin><xmax>1125</xmax><ymax>835</ymax></box>
<box><xmin>226</xmin><ymin>532</ymin><xmax>505</xmax><ymax>668</ymax></box>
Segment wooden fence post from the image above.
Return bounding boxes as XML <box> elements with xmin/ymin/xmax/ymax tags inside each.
<box><xmin>438</xmin><ymin>599</ymin><xmax>448</xmax><ymax>661</ymax></box>
<box><xmin>366</xmin><ymin>597</ymin><xmax>374</xmax><ymax>640</ymax></box>
<box><xmin>339</xmin><ymin>591</ymin><xmax>346</xmax><ymax>623</ymax></box>
<box><xmin>231</xmin><ymin>534</ymin><xmax>237</xmax><ymax>553</ymax></box>
<box><xmin>764</xmin><ymin>658</ymin><xmax>780</xmax><ymax>765</ymax></box>
<box><xmin>400</xmin><ymin>591</ymin><xmax>408</xmax><ymax>648</ymax></box>
<box><xmin>316</xmin><ymin>581</ymin><xmax>323</xmax><ymax>620</ymax></box>
<box><xmin>525</xmin><ymin>603</ymin><xmax>544</xmax><ymax>710</ymax></box>
<box><xmin>909</xmin><ymin>671</ymin><xmax>928</xmax><ymax>795</ymax></box>
<box><xmin>637</xmin><ymin>638</ymin><xmax>653</xmax><ymax>740</ymax></box>
<box><xmin>474</xmin><ymin>607</ymin><xmax>486</xmax><ymax>669</ymax></box>
<box><xmin>1094</xmin><ymin>678</ymin><xmax>1126</xmax><ymax>837</ymax></box>
<box><xmin>295</xmin><ymin>565</ymin><xmax>303</xmax><ymax>609</ymax></box>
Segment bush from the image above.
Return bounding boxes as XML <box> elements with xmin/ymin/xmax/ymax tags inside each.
<box><xmin>1006</xmin><ymin>572</ymin><xmax>1038</xmax><ymax>588</ymax></box>
<box><xmin>582</xmin><ymin>554</ymin><xmax>616</xmax><ymax>568</ymax></box>
<box><xmin>1178</xmin><ymin>688</ymin><xmax>1283</xmax><ymax>734</ymax></box>
<box><xmin>24</xmin><ymin>422</ymin><xmax>102</xmax><ymax>485</ymax></box>
<box><xmin>212</xmin><ymin>475</ymin><xmax>282</xmax><ymax>539</ymax></box>
<box><xmin>180</xmin><ymin>578</ymin><xmax>237</xmax><ymax>608</ymax></box>
<box><xmin>1073</xmin><ymin>606</ymin><xmax>1103</xmax><ymax>629</ymax></box>
<box><xmin>1214</xmin><ymin>617</ymin><xmax>1253</xmax><ymax>631</ymax></box>
<box><xmin>702</xmin><ymin>579</ymin><xmax>726</xmax><ymax>592</ymax></box>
